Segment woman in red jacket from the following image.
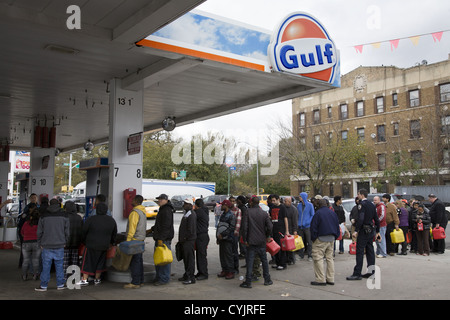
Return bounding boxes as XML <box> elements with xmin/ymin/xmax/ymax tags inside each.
<box><xmin>20</xmin><ymin>205</ymin><xmax>41</xmax><ymax>281</ymax></box>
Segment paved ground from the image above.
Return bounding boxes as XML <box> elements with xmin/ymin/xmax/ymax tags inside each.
<box><xmin>1</xmin><ymin>223</ymin><xmax>450</xmax><ymax>303</ymax></box>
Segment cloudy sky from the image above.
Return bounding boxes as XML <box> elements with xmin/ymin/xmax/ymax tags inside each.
<box><xmin>170</xmin><ymin>0</ymin><xmax>450</xmax><ymax>147</ymax></box>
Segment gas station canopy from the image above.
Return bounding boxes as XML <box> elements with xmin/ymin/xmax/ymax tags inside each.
<box><xmin>0</xmin><ymin>0</ymin><xmax>339</xmax><ymax>152</ymax></box>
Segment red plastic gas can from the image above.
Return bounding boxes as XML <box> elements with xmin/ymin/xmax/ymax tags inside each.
<box><xmin>349</xmin><ymin>242</ymin><xmax>356</xmax><ymax>255</ymax></box>
<box><xmin>266</xmin><ymin>239</ymin><xmax>280</xmax><ymax>256</ymax></box>
<box><xmin>432</xmin><ymin>227</ymin><xmax>446</xmax><ymax>240</ymax></box>
<box><xmin>280</xmin><ymin>234</ymin><xmax>296</xmax><ymax>251</ymax></box>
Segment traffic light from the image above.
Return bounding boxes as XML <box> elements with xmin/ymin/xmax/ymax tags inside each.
<box><xmin>171</xmin><ymin>171</ymin><xmax>177</xmax><ymax>179</ymax></box>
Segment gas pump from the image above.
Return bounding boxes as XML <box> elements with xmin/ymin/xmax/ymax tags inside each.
<box><xmin>78</xmin><ymin>157</ymin><xmax>109</xmax><ymax>220</ymax></box>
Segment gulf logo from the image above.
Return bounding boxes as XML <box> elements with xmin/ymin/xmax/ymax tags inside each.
<box><xmin>268</xmin><ymin>12</ymin><xmax>338</xmax><ymax>84</ymax></box>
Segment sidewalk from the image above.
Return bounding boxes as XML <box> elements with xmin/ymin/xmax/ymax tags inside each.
<box><xmin>1</xmin><ymin>229</ymin><xmax>450</xmax><ymax>301</ymax></box>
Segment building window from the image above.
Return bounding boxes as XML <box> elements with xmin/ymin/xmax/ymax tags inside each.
<box><xmin>378</xmin><ymin>154</ymin><xmax>386</xmax><ymax>171</ymax></box>
<box><xmin>410</xmin><ymin>120</ymin><xmax>421</xmax><ymax>139</ymax></box>
<box><xmin>409</xmin><ymin>89</ymin><xmax>420</xmax><ymax>107</ymax></box>
<box><xmin>314</xmin><ymin>134</ymin><xmax>320</xmax><ymax>149</ymax></box>
<box><xmin>411</xmin><ymin>150</ymin><xmax>422</xmax><ymax>168</ymax></box>
<box><xmin>444</xmin><ymin>149</ymin><xmax>450</xmax><ymax>166</ymax></box>
<box><xmin>357</xmin><ymin>128</ymin><xmax>365</xmax><ymax>142</ymax></box>
<box><xmin>300</xmin><ymin>137</ymin><xmax>306</xmax><ymax>147</ymax></box>
<box><xmin>393</xmin><ymin>152</ymin><xmax>401</xmax><ymax>166</ymax></box>
<box><xmin>313</xmin><ymin>109</ymin><xmax>320</xmax><ymax>124</ymax></box>
<box><xmin>376</xmin><ymin>97</ymin><xmax>384</xmax><ymax>113</ymax></box>
<box><xmin>327</xmin><ymin>106</ymin><xmax>332</xmax><ymax>119</ymax></box>
<box><xmin>340</xmin><ymin>104</ymin><xmax>348</xmax><ymax>120</ymax></box>
<box><xmin>299</xmin><ymin>113</ymin><xmax>305</xmax><ymax>128</ymax></box>
<box><xmin>441</xmin><ymin>115</ymin><xmax>450</xmax><ymax>135</ymax></box>
<box><xmin>377</xmin><ymin>125</ymin><xmax>386</xmax><ymax>142</ymax></box>
<box><xmin>392</xmin><ymin>93</ymin><xmax>398</xmax><ymax>106</ymax></box>
<box><xmin>356</xmin><ymin>101</ymin><xmax>364</xmax><ymax>117</ymax></box>
<box><xmin>440</xmin><ymin>83</ymin><xmax>450</xmax><ymax>102</ymax></box>
<box><xmin>341</xmin><ymin>130</ymin><xmax>348</xmax><ymax>141</ymax></box>
<box><xmin>393</xmin><ymin>122</ymin><xmax>400</xmax><ymax>136</ymax></box>
<box><xmin>327</xmin><ymin>132</ymin><xmax>333</xmax><ymax>144</ymax></box>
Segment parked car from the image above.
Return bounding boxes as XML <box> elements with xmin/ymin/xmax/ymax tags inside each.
<box><xmin>171</xmin><ymin>194</ymin><xmax>195</xmax><ymax>211</ymax></box>
<box><xmin>143</xmin><ymin>200</ymin><xmax>159</xmax><ymax>219</ymax></box>
<box><xmin>203</xmin><ymin>195</ymin><xmax>228</xmax><ymax>211</ymax></box>
<box><xmin>367</xmin><ymin>193</ymin><xmax>398</xmax><ymax>203</ymax></box>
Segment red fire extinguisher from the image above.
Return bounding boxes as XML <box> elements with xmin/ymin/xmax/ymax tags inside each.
<box><xmin>42</xmin><ymin>127</ymin><xmax>49</xmax><ymax>148</ymax></box>
<box><xmin>123</xmin><ymin>188</ymin><xmax>136</xmax><ymax>218</ymax></box>
<box><xmin>49</xmin><ymin>127</ymin><xmax>56</xmax><ymax>148</ymax></box>
<box><xmin>34</xmin><ymin>126</ymin><xmax>42</xmax><ymax>147</ymax></box>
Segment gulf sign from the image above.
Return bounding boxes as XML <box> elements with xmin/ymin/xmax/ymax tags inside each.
<box><xmin>268</xmin><ymin>12</ymin><xmax>339</xmax><ymax>85</ymax></box>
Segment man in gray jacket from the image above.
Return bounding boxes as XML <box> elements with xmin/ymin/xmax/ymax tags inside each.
<box><xmin>36</xmin><ymin>199</ymin><xmax>70</xmax><ymax>291</ymax></box>
<box><xmin>240</xmin><ymin>196</ymin><xmax>273</xmax><ymax>288</ymax></box>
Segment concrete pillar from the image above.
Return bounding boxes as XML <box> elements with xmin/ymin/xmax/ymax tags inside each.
<box><xmin>108</xmin><ymin>78</ymin><xmax>144</xmax><ymax>233</ymax></box>
<box><xmin>29</xmin><ymin>147</ymin><xmax>55</xmax><ymax>200</ymax></box>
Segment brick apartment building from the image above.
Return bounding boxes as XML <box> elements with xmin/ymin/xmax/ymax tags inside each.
<box><xmin>290</xmin><ymin>55</ymin><xmax>450</xmax><ymax>198</ymax></box>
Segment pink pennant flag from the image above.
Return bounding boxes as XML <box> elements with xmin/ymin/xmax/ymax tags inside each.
<box><xmin>354</xmin><ymin>45</ymin><xmax>363</xmax><ymax>53</ymax></box>
<box><xmin>390</xmin><ymin>39</ymin><xmax>400</xmax><ymax>51</ymax></box>
<box><xmin>432</xmin><ymin>31</ymin><xmax>443</xmax><ymax>42</ymax></box>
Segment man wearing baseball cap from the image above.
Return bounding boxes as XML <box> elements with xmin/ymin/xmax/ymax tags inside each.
<box><xmin>178</xmin><ymin>198</ymin><xmax>197</xmax><ymax>284</ymax></box>
<box><xmin>150</xmin><ymin>193</ymin><xmax>174</xmax><ymax>285</ymax></box>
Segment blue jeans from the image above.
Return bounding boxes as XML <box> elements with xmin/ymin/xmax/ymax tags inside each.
<box><xmin>376</xmin><ymin>226</ymin><xmax>387</xmax><ymax>257</ymax></box>
<box><xmin>154</xmin><ymin>240</ymin><xmax>171</xmax><ymax>283</ymax></box>
<box><xmin>130</xmin><ymin>252</ymin><xmax>144</xmax><ymax>285</ymax></box>
<box><xmin>245</xmin><ymin>245</ymin><xmax>270</xmax><ymax>283</ymax></box>
<box><xmin>40</xmin><ymin>248</ymin><xmax>65</xmax><ymax>288</ymax></box>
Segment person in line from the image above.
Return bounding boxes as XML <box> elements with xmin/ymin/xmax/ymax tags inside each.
<box><xmin>35</xmin><ymin>199</ymin><xmax>70</xmax><ymax>291</ymax></box>
<box><xmin>332</xmin><ymin>196</ymin><xmax>345</xmax><ymax>255</ymax></box>
<box><xmin>20</xmin><ymin>204</ymin><xmax>40</xmax><ymax>281</ymax></box>
<box><xmin>296</xmin><ymin>192</ymin><xmax>314</xmax><ymax>262</ymax></box>
<box><xmin>217</xmin><ymin>200</ymin><xmax>236</xmax><ymax>279</ymax></box>
<box><xmin>63</xmin><ymin>201</ymin><xmax>83</xmax><ymax>278</ymax></box>
<box><xmin>428</xmin><ymin>194</ymin><xmax>447</xmax><ymax>254</ymax></box>
<box><xmin>123</xmin><ymin>195</ymin><xmax>147</xmax><ymax>289</ymax></box>
<box><xmin>310</xmin><ymin>199</ymin><xmax>340</xmax><ymax>286</ymax></box>
<box><xmin>229</xmin><ymin>196</ymin><xmax>241</xmax><ymax>275</ymax></box>
<box><xmin>151</xmin><ymin>194</ymin><xmax>175</xmax><ymax>285</ymax></box>
<box><xmin>270</xmin><ymin>195</ymin><xmax>289</xmax><ymax>270</ymax></box>
<box><xmin>194</xmin><ymin>198</ymin><xmax>209</xmax><ymax>281</ymax></box>
<box><xmin>382</xmin><ymin>194</ymin><xmax>399</xmax><ymax>256</ymax></box>
<box><xmin>394</xmin><ymin>200</ymin><xmax>409</xmax><ymax>255</ymax></box>
<box><xmin>373</xmin><ymin>196</ymin><xmax>387</xmax><ymax>258</ymax></box>
<box><xmin>411</xmin><ymin>204</ymin><xmax>431</xmax><ymax>256</ymax></box>
<box><xmin>284</xmin><ymin>196</ymin><xmax>298</xmax><ymax>264</ymax></box>
<box><xmin>78</xmin><ymin>202</ymin><xmax>117</xmax><ymax>286</ymax></box>
<box><xmin>239</xmin><ymin>196</ymin><xmax>273</xmax><ymax>289</ymax></box>
<box><xmin>17</xmin><ymin>194</ymin><xmax>36</xmax><ymax>269</ymax></box>
<box><xmin>89</xmin><ymin>194</ymin><xmax>111</xmax><ymax>217</ymax></box>
<box><xmin>178</xmin><ymin>198</ymin><xmax>197</xmax><ymax>285</ymax></box>
<box><xmin>236</xmin><ymin>196</ymin><xmax>248</xmax><ymax>260</ymax></box>
<box><xmin>347</xmin><ymin>189</ymin><xmax>380</xmax><ymax>281</ymax></box>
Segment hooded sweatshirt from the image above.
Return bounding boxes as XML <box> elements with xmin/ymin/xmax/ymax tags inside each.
<box><xmin>126</xmin><ymin>204</ymin><xmax>147</xmax><ymax>241</ymax></box>
<box><xmin>82</xmin><ymin>202</ymin><xmax>117</xmax><ymax>251</ymax></box>
<box><xmin>297</xmin><ymin>192</ymin><xmax>315</xmax><ymax>229</ymax></box>
<box><xmin>37</xmin><ymin>203</ymin><xmax>70</xmax><ymax>249</ymax></box>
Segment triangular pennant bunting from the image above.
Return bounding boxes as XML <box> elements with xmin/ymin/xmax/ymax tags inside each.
<box><xmin>390</xmin><ymin>39</ymin><xmax>400</xmax><ymax>51</ymax></box>
<box><xmin>409</xmin><ymin>36</ymin><xmax>420</xmax><ymax>46</ymax></box>
<box><xmin>354</xmin><ymin>45</ymin><xmax>363</xmax><ymax>53</ymax></box>
<box><xmin>351</xmin><ymin>29</ymin><xmax>448</xmax><ymax>54</ymax></box>
<box><xmin>432</xmin><ymin>31</ymin><xmax>443</xmax><ymax>42</ymax></box>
